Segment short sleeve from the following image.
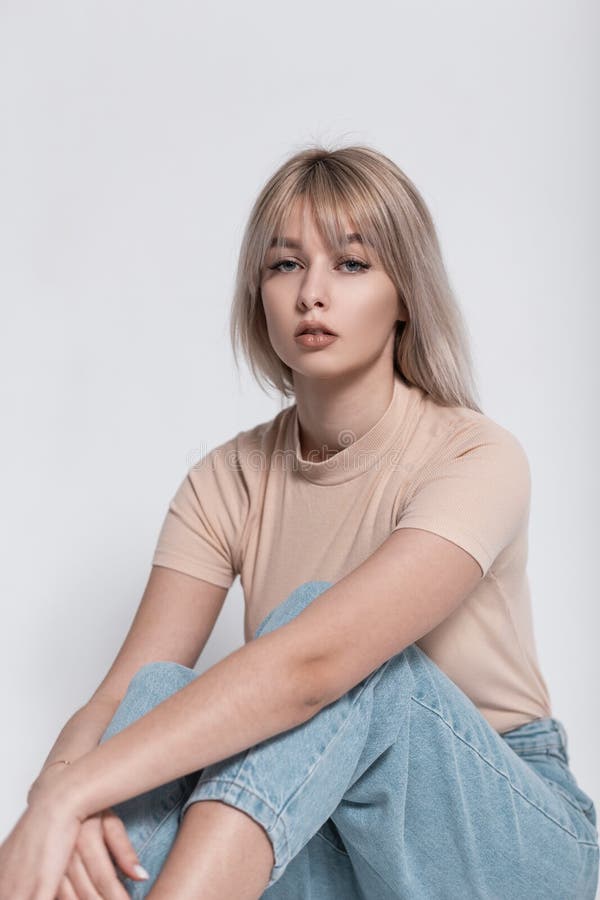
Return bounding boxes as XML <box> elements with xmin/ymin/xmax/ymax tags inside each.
<box><xmin>151</xmin><ymin>438</ymin><xmax>249</xmax><ymax>589</ymax></box>
<box><xmin>391</xmin><ymin>423</ymin><xmax>531</xmax><ymax>578</ymax></box>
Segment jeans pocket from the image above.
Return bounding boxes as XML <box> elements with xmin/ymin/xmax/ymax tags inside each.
<box><xmin>553</xmin><ymin>759</ymin><xmax>595</xmax><ymax>815</ymax></box>
<box><xmin>316</xmin><ymin>817</ymin><xmax>349</xmax><ymax>856</ymax></box>
<box><xmin>557</xmin><ymin>767</ymin><xmax>597</xmax><ymax>827</ymax></box>
<box><xmin>524</xmin><ymin>751</ymin><xmax>597</xmax><ymax>831</ymax></box>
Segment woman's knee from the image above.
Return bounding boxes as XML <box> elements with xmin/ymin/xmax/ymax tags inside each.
<box><xmin>100</xmin><ymin>661</ymin><xmax>198</xmax><ymax>743</ymax></box>
<box><xmin>254</xmin><ymin>580</ymin><xmax>334</xmax><ymax>639</ymax></box>
<box><xmin>130</xmin><ymin>659</ymin><xmax>195</xmax><ymax>686</ymax></box>
<box><xmin>126</xmin><ymin>661</ymin><xmax>199</xmax><ymax>706</ymax></box>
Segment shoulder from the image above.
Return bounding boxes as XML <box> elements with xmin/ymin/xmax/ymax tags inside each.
<box><xmin>393</xmin><ymin>400</ymin><xmax>531</xmax><ymax>578</ymax></box>
<box><xmin>408</xmin><ymin>394</ymin><xmax>530</xmax><ymax>481</ymax></box>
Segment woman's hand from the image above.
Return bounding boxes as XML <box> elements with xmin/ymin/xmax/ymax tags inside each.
<box><xmin>32</xmin><ymin>765</ymin><xmax>150</xmax><ymax>896</ymax></box>
<box><xmin>0</xmin><ymin>799</ymin><xmax>82</xmax><ymax>900</ymax></box>
<box><xmin>55</xmin><ymin>808</ymin><xmax>149</xmax><ymax>899</ymax></box>
<box><xmin>0</xmin><ymin>766</ymin><xmax>148</xmax><ymax>900</ymax></box>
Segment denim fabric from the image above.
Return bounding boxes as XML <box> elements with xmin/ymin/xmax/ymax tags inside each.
<box><xmin>100</xmin><ymin>580</ymin><xmax>599</xmax><ymax>899</ymax></box>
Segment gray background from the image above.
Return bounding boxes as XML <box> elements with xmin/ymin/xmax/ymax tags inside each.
<box><xmin>1</xmin><ymin>0</ymin><xmax>598</xmax><ymax>876</ymax></box>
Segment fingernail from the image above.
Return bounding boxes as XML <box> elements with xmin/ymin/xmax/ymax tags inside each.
<box><xmin>133</xmin><ymin>863</ymin><xmax>150</xmax><ymax>880</ymax></box>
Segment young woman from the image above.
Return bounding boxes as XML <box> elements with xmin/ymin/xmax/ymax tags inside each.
<box><xmin>1</xmin><ymin>145</ymin><xmax>598</xmax><ymax>900</ymax></box>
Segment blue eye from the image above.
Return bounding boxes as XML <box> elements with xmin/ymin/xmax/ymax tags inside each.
<box><xmin>268</xmin><ymin>257</ymin><xmax>371</xmax><ymax>274</ymax></box>
<box><xmin>340</xmin><ymin>258</ymin><xmax>370</xmax><ymax>273</ymax></box>
<box><xmin>270</xmin><ymin>260</ymin><xmax>300</xmax><ymax>273</ymax></box>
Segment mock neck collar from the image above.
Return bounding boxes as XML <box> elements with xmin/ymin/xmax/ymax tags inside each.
<box><xmin>286</xmin><ymin>374</ymin><xmax>417</xmax><ymax>486</ymax></box>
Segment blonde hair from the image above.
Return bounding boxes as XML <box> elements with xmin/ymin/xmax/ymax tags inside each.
<box><xmin>230</xmin><ymin>143</ymin><xmax>483</xmax><ymax>413</ymax></box>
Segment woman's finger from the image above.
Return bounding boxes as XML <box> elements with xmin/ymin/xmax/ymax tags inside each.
<box><xmin>66</xmin><ymin>826</ymin><xmax>130</xmax><ymax>899</ymax></box>
<box><xmin>65</xmin><ymin>849</ymin><xmax>105</xmax><ymax>898</ymax></box>
<box><xmin>100</xmin><ymin>808</ymin><xmax>149</xmax><ymax>882</ymax></box>
<box><xmin>55</xmin><ymin>871</ymin><xmax>81</xmax><ymax>899</ymax></box>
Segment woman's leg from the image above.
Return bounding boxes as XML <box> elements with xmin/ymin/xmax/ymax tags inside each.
<box><xmin>179</xmin><ymin>580</ymin><xmax>599</xmax><ymax>899</ymax></box>
<box><xmin>97</xmin><ymin>662</ymin><xmax>204</xmax><ymax>898</ymax></box>
<box><xmin>99</xmin><ymin>661</ymin><xmax>276</xmax><ymax>900</ymax></box>
<box><xmin>146</xmin><ymin>798</ymin><xmax>275</xmax><ymax>900</ymax></box>
<box><xmin>96</xmin><ymin>600</ymin><xmax>362</xmax><ymax>899</ymax></box>
<box><xmin>98</xmin><ymin>581</ymin><xmax>599</xmax><ymax>899</ymax></box>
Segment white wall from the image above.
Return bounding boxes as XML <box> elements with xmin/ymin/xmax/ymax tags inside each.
<box><xmin>1</xmin><ymin>0</ymin><xmax>597</xmax><ymax>880</ymax></box>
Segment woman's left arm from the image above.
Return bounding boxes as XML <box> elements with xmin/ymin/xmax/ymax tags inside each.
<box><xmin>33</xmin><ymin>618</ymin><xmax>325</xmax><ymax>822</ymax></box>
<box><xmin>0</xmin><ymin>627</ymin><xmax>319</xmax><ymax>900</ymax></box>
<box><xmin>44</xmin><ymin>526</ymin><xmax>481</xmax><ymax>823</ymax></box>
<box><xmin>40</xmin><ymin>529</ymin><xmax>482</xmax><ymax>822</ymax></box>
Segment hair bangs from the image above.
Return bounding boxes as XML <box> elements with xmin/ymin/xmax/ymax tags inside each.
<box><xmin>260</xmin><ymin>164</ymin><xmax>387</xmax><ymax>270</ymax></box>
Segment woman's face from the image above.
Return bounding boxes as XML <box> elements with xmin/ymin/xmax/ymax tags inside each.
<box><xmin>259</xmin><ymin>198</ymin><xmax>403</xmax><ymax>383</ymax></box>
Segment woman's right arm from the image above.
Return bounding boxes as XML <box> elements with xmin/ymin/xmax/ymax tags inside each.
<box><xmin>30</xmin><ymin>564</ymin><xmax>229</xmax><ymax>797</ymax></box>
<box><xmin>20</xmin><ymin>565</ymin><xmax>229</xmax><ymax>897</ymax></box>
<box><xmin>28</xmin><ymin>697</ymin><xmax>122</xmax><ymax>801</ymax></box>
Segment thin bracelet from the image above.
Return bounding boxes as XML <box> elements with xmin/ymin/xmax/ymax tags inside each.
<box><xmin>43</xmin><ymin>759</ymin><xmax>72</xmax><ymax>771</ymax></box>
<box><xmin>29</xmin><ymin>759</ymin><xmax>72</xmax><ymax>796</ymax></box>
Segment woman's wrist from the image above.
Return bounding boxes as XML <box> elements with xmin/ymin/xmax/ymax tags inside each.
<box><xmin>27</xmin><ymin>760</ymin><xmax>73</xmax><ymax>807</ymax></box>
<box><xmin>41</xmin><ymin>759</ymin><xmax>72</xmax><ymax>772</ymax></box>
<box><xmin>27</xmin><ymin>761</ymin><xmax>85</xmax><ymax>820</ymax></box>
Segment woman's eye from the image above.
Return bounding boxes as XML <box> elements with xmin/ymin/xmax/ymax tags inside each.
<box><xmin>268</xmin><ymin>258</ymin><xmax>370</xmax><ymax>274</ymax></box>
<box><xmin>340</xmin><ymin>258</ymin><xmax>370</xmax><ymax>273</ymax></box>
<box><xmin>270</xmin><ymin>260</ymin><xmax>299</xmax><ymax>273</ymax></box>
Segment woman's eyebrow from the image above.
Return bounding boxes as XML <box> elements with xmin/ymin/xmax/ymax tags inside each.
<box><xmin>268</xmin><ymin>233</ymin><xmax>366</xmax><ymax>250</ymax></box>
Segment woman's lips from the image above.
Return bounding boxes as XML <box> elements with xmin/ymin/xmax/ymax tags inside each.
<box><xmin>294</xmin><ymin>333</ymin><xmax>339</xmax><ymax>349</ymax></box>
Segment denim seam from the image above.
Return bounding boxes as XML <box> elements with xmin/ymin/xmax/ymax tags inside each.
<box><xmin>410</xmin><ymin>695</ymin><xmax>599</xmax><ymax>847</ymax></box>
<box><xmin>537</xmin><ymin>774</ymin><xmax>596</xmax><ymax>816</ymax></box>
<box><xmin>193</xmin><ymin>661</ymin><xmax>393</xmax><ymax>873</ymax></box>
<box><xmin>184</xmin><ymin>776</ymin><xmax>291</xmax><ymax>870</ymax></box>
<box><xmin>274</xmin><ymin>659</ymin><xmax>394</xmax><ymax>826</ymax></box>
<box><xmin>503</xmin><ymin>742</ymin><xmax>563</xmax><ymax>753</ymax></box>
<box><xmin>315</xmin><ymin>830</ymin><xmax>349</xmax><ymax>857</ymax></box>
<box><xmin>135</xmin><ymin>792</ymin><xmax>188</xmax><ymax>863</ymax></box>
<box><xmin>198</xmin><ymin>663</ymin><xmax>387</xmax><ymax>862</ymax></box>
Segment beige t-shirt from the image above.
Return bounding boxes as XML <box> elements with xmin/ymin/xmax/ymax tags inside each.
<box><xmin>151</xmin><ymin>374</ymin><xmax>553</xmax><ymax>734</ymax></box>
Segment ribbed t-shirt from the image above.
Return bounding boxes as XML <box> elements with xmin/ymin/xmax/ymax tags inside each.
<box><xmin>151</xmin><ymin>373</ymin><xmax>552</xmax><ymax>734</ymax></box>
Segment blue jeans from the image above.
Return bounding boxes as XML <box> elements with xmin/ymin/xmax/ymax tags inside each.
<box><xmin>100</xmin><ymin>580</ymin><xmax>599</xmax><ymax>898</ymax></box>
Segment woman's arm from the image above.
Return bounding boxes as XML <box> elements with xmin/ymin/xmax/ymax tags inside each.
<box><xmin>28</xmin><ymin>696</ymin><xmax>120</xmax><ymax>799</ymax></box>
<box><xmin>28</xmin><ymin>565</ymin><xmax>228</xmax><ymax>799</ymax></box>
<box><xmin>34</xmin><ymin>527</ymin><xmax>482</xmax><ymax>825</ymax></box>
<box><xmin>39</xmin><ymin>622</ymin><xmax>319</xmax><ymax>821</ymax></box>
